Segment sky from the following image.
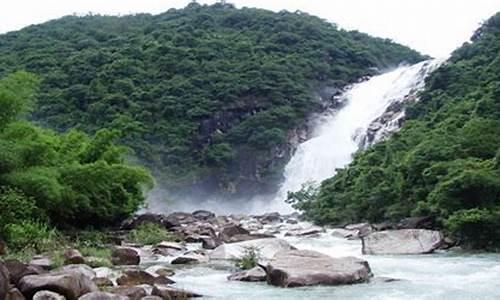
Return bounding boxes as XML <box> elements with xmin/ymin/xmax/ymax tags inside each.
<box><xmin>1</xmin><ymin>0</ymin><xmax>499</xmax><ymax>57</ymax></box>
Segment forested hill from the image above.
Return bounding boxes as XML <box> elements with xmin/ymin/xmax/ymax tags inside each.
<box><xmin>0</xmin><ymin>2</ymin><xmax>424</xmax><ymax>196</ymax></box>
<box><xmin>291</xmin><ymin>12</ymin><xmax>500</xmax><ymax>249</ymax></box>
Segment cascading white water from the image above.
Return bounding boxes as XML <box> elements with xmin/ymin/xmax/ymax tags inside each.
<box><xmin>268</xmin><ymin>59</ymin><xmax>443</xmax><ymax>213</ymax></box>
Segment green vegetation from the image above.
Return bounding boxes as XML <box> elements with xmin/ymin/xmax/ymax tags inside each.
<box><xmin>0</xmin><ymin>3</ymin><xmax>424</xmax><ymax>193</ymax></box>
<box><xmin>236</xmin><ymin>246</ymin><xmax>261</xmax><ymax>270</ymax></box>
<box><xmin>0</xmin><ymin>71</ymin><xmax>152</xmax><ymax>254</ymax></box>
<box><xmin>127</xmin><ymin>223</ymin><xmax>182</xmax><ymax>245</ymax></box>
<box><xmin>289</xmin><ymin>13</ymin><xmax>500</xmax><ymax>250</ymax></box>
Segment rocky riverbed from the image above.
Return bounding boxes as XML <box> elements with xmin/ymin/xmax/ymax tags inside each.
<box><xmin>1</xmin><ymin>211</ymin><xmax>499</xmax><ymax>300</ymax></box>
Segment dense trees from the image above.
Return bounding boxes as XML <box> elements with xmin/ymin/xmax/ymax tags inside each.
<box><xmin>0</xmin><ymin>72</ymin><xmax>152</xmax><ymax>237</ymax></box>
<box><xmin>289</xmin><ymin>13</ymin><xmax>500</xmax><ymax>249</ymax></box>
<box><xmin>0</xmin><ymin>3</ymin><xmax>424</xmax><ymax>194</ymax></box>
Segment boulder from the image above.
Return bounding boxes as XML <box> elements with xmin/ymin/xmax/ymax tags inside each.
<box><xmin>210</xmin><ymin>238</ymin><xmax>295</xmax><ymax>260</ymax></box>
<box><xmin>331</xmin><ymin>229</ymin><xmax>359</xmax><ymax>239</ymax></box>
<box><xmin>79</xmin><ymin>291</ymin><xmax>128</xmax><ymax>300</ymax></box>
<box><xmin>151</xmin><ymin>286</ymin><xmax>201</xmax><ymax>299</ymax></box>
<box><xmin>141</xmin><ymin>296</ymin><xmax>162</xmax><ymax>300</ymax></box>
<box><xmin>18</xmin><ymin>272</ymin><xmax>98</xmax><ymax>300</ymax></box>
<box><xmin>284</xmin><ymin>227</ymin><xmax>323</xmax><ymax>237</ymax></box>
<box><xmin>121</xmin><ymin>213</ymin><xmax>165</xmax><ymax>230</ymax></box>
<box><xmin>227</xmin><ymin>267</ymin><xmax>266</xmax><ymax>282</ymax></box>
<box><xmin>372</xmin><ymin>222</ymin><xmax>394</xmax><ymax>231</ymax></box>
<box><xmin>0</xmin><ymin>260</ymin><xmax>9</xmax><ymax>300</ymax></box>
<box><xmin>258</xmin><ymin>213</ymin><xmax>282</xmax><ymax>224</ymax></box>
<box><xmin>111</xmin><ymin>247</ymin><xmax>140</xmax><ymax>266</ymax></box>
<box><xmin>165</xmin><ymin>212</ymin><xmax>196</xmax><ymax>226</ymax></box>
<box><xmin>6</xmin><ymin>287</ymin><xmax>25</xmax><ymax>300</ymax></box>
<box><xmin>56</xmin><ymin>265</ymin><xmax>95</xmax><ymax>280</ymax></box>
<box><xmin>218</xmin><ymin>225</ymin><xmax>250</xmax><ymax>243</ymax></box>
<box><xmin>0</xmin><ymin>239</ymin><xmax>5</xmax><ymax>256</ymax></box>
<box><xmin>92</xmin><ymin>277</ymin><xmax>113</xmax><ymax>288</ymax></box>
<box><xmin>362</xmin><ymin>229</ymin><xmax>443</xmax><ymax>255</ymax></box>
<box><xmin>145</xmin><ymin>266</ymin><xmax>175</xmax><ymax>277</ymax></box>
<box><xmin>344</xmin><ymin>223</ymin><xmax>372</xmax><ymax>237</ymax></box>
<box><xmin>265</xmin><ymin>250</ymin><xmax>372</xmax><ymax>287</ymax></box>
<box><xmin>225</xmin><ymin>233</ymin><xmax>274</xmax><ymax>243</ymax></box>
<box><xmin>192</xmin><ymin>210</ymin><xmax>215</xmax><ymax>221</ymax></box>
<box><xmin>171</xmin><ymin>251</ymin><xmax>209</xmax><ymax>265</ymax></box>
<box><xmin>29</xmin><ymin>258</ymin><xmax>53</xmax><ymax>271</ymax></box>
<box><xmin>64</xmin><ymin>249</ymin><xmax>85</xmax><ymax>265</ymax></box>
<box><xmin>116</xmin><ymin>269</ymin><xmax>174</xmax><ymax>286</ymax></box>
<box><xmin>4</xmin><ymin>259</ymin><xmax>41</xmax><ymax>285</ymax></box>
<box><xmin>396</xmin><ymin>216</ymin><xmax>435</xmax><ymax>230</ymax></box>
<box><xmin>200</xmin><ymin>236</ymin><xmax>219</xmax><ymax>250</ymax></box>
<box><xmin>111</xmin><ymin>286</ymin><xmax>147</xmax><ymax>300</ymax></box>
<box><xmin>154</xmin><ymin>242</ymin><xmax>184</xmax><ymax>252</ymax></box>
<box><xmin>33</xmin><ymin>290</ymin><xmax>65</xmax><ymax>300</ymax></box>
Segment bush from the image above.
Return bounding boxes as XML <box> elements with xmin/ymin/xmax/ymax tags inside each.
<box><xmin>0</xmin><ymin>188</ymin><xmax>38</xmax><ymax>235</ymax></box>
<box><xmin>4</xmin><ymin>220</ymin><xmax>61</xmax><ymax>252</ymax></box>
<box><xmin>127</xmin><ymin>223</ymin><xmax>181</xmax><ymax>245</ymax></box>
<box><xmin>235</xmin><ymin>246</ymin><xmax>261</xmax><ymax>270</ymax></box>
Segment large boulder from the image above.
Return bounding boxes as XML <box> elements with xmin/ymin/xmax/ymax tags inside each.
<box><xmin>121</xmin><ymin>213</ymin><xmax>165</xmax><ymax>230</ymax></box>
<box><xmin>192</xmin><ymin>210</ymin><xmax>215</xmax><ymax>221</ymax></box>
<box><xmin>111</xmin><ymin>247</ymin><xmax>140</xmax><ymax>265</ymax></box>
<box><xmin>116</xmin><ymin>269</ymin><xmax>174</xmax><ymax>286</ymax></box>
<box><xmin>362</xmin><ymin>229</ymin><xmax>443</xmax><ymax>255</ymax></box>
<box><xmin>63</xmin><ymin>249</ymin><xmax>85</xmax><ymax>265</ymax></box>
<box><xmin>33</xmin><ymin>290</ymin><xmax>65</xmax><ymax>300</ymax></box>
<box><xmin>151</xmin><ymin>286</ymin><xmax>201</xmax><ymax>299</ymax></box>
<box><xmin>171</xmin><ymin>251</ymin><xmax>209</xmax><ymax>265</ymax></box>
<box><xmin>79</xmin><ymin>291</ymin><xmax>128</xmax><ymax>300</ymax></box>
<box><xmin>18</xmin><ymin>272</ymin><xmax>98</xmax><ymax>300</ymax></box>
<box><xmin>0</xmin><ymin>260</ymin><xmax>9</xmax><ymax>300</ymax></box>
<box><xmin>165</xmin><ymin>212</ymin><xmax>197</xmax><ymax>226</ymax></box>
<box><xmin>218</xmin><ymin>225</ymin><xmax>250</xmax><ymax>243</ymax></box>
<box><xmin>344</xmin><ymin>223</ymin><xmax>373</xmax><ymax>237</ymax></box>
<box><xmin>265</xmin><ymin>250</ymin><xmax>372</xmax><ymax>287</ymax></box>
<box><xmin>227</xmin><ymin>267</ymin><xmax>266</xmax><ymax>282</ymax></box>
<box><xmin>55</xmin><ymin>265</ymin><xmax>96</xmax><ymax>280</ymax></box>
<box><xmin>111</xmin><ymin>286</ymin><xmax>147</xmax><ymax>300</ymax></box>
<box><xmin>210</xmin><ymin>238</ymin><xmax>295</xmax><ymax>260</ymax></box>
<box><xmin>4</xmin><ymin>259</ymin><xmax>41</xmax><ymax>285</ymax></box>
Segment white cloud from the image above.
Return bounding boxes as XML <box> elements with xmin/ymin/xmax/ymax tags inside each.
<box><xmin>1</xmin><ymin>0</ymin><xmax>499</xmax><ymax>57</ymax></box>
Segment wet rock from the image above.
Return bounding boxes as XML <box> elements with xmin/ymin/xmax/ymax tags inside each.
<box><xmin>111</xmin><ymin>286</ymin><xmax>147</xmax><ymax>300</ymax></box>
<box><xmin>79</xmin><ymin>291</ymin><xmax>127</xmax><ymax>300</ymax></box>
<box><xmin>92</xmin><ymin>277</ymin><xmax>113</xmax><ymax>288</ymax></box>
<box><xmin>227</xmin><ymin>267</ymin><xmax>266</xmax><ymax>282</ymax></box>
<box><xmin>33</xmin><ymin>290</ymin><xmax>65</xmax><ymax>300</ymax></box>
<box><xmin>362</xmin><ymin>229</ymin><xmax>443</xmax><ymax>255</ymax></box>
<box><xmin>200</xmin><ymin>236</ymin><xmax>219</xmax><ymax>250</ymax></box>
<box><xmin>56</xmin><ymin>264</ymin><xmax>96</xmax><ymax>280</ymax></box>
<box><xmin>345</xmin><ymin>223</ymin><xmax>372</xmax><ymax>237</ymax></box>
<box><xmin>396</xmin><ymin>216</ymin><xmax>435</xmax><ymax>230</ymax></box>
<box><xmin>154</xmin><ymin>242</ymin><xmax>185</xmax><ymax>252</ymax></box>
<box><xmin>210</xmin><ymin>238</ymin><xmax>295</xmax><ymax>260</ymax></box>
<box><xmin>266</xmin><ymin>250</ymin><xmax>372</xmax><ymax>287</ymax></box>
<box><xmin>116</xmin><ymin>269</ymin><xmax>174</xmax><ymax>286</ymax></box>
<box><xmin>145</xmin><ymin>266</ymin><xmax>175</xmax><ymax>277</ymax></box>
<box><xmin>4</xmin><ymin>259</ymin><xmax>41</xmax><ymax>285</ymax></box>
<box><xmin>111</xmin><ymin>247</ymin><xmax>140</xmax><ymax>266</ymax></box>
<box><xmin>192</xmin><ymin>210</ymin><xmax>215</xmax><ymax>221</ymax></box>
<box><xmin>151</xmin><ymin>286</ymin><xmax>201</xmax><ymax>299</ymax></box>
<box><xmin>171</xmin><ymin>251</ymin><xmax>209</xmax><ymax>265</ymax></box>
<box><xmin>0</xmin><ymin>260</ymin><xmax>9</xmax><ymax>300</ymax></box>
<box><xmin>64</xmin><ymin>249</ymin><xmax>85</xmax><ymax>265</ymax></box>
<box><xmin>218</xmin><ymin>225</ymin><xmax>250</xmax><ymax>243</ymax></box>
<box><xmin>18</xmin><ymin>271</ymin><xmax>98</xmax><ymax>299</ymax></box>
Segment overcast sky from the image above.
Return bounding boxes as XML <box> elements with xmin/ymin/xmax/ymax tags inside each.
<box><xmin>1</xmin><ymin>0</ymin><xmax>499</xmax><ymax>57</ymax></box>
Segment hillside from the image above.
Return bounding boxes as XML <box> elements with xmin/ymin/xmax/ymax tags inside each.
<box><xmin>290</xmin><ymin>13</ymin><xmax>500</xmax><ymax>249</ymax></box>
<box><xmin>0</xmin><ymin>3</ymin><xmax>424</xmax><ymax>197</ymax></box>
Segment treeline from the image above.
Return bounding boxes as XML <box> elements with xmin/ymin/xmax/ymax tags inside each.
<box><xmin>0</xmin><ymin>72</ymin><xmax>151</xmax><ymax>245</ymax></box>
<box><xmin>290</xmin><ymin>13</ymin><xmax>500</xmax><ymax>249</ymax></box>
<box><xmin>0</xmin><ymin>3</ymin><xmax>424</xmax><ymax>192</ymax></box>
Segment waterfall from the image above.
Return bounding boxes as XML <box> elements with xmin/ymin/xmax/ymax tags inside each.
<box><xmin>264</xmin><ymin>59</ymin><xmax>443</xmax><ymax>213</ymax></box>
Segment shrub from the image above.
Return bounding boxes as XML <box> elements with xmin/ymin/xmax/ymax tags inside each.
<box><xmin>4</xmin><ymin>220</ymin><xmax>61</xmax><ymax>252</ymax></box>
<box><xmin>127</xmin><ymin>223</ymin><xmax>181</xmax><ymax>245</ymax></box>
<box><xmin>235</xmin><ymin>246</ymin><xmax>261</xmax><ymax>270</ymax></box>
<box><xmin>0</xmin><ymin>187</ymin><xmax>38</xmax><ymax>235</ymax></box>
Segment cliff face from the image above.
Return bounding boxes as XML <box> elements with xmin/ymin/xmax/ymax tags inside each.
<box><xmin>0</xmin><ymin>3</ymin><xmax>426</xmax><ymax>198</ymax></box>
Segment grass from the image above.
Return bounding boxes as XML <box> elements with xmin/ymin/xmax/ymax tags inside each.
<box><xmin>127</xmin><ymin>223</ymin><xmax>182</xmax><ymax>245</ymax></box>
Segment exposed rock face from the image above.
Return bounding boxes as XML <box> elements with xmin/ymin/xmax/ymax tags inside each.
<box><xmin>265</xmin><ymin>250</ymin><xmax>372</xmax><ymax>287</ymax></box>
<box><xmin>362</xmin><ymin>229</ymin><xmax>443</xmax><ymax>255</ymax></box>
<box><xmin>79</xmin><ymin>291</ymin><xmax>128</xmax><ymax>300</ymax></box>
<box><xmin>227</xmin><ymin>267</ymin><xmax>266</xmax><ymax>282</ymax></box>
<box><xmin>0</xmin><ymin>260</ymin><xmax>9</xmax><ymax>300</ymax></box>
<box><xmin>111</xmin><ymin>247</ymin><xmax>140</xmax><ymax>265</ymax></box>
<box><xmin>18</xmin><ymin>272</ymin><xmax>98</xmax><ymax>300</ymax></box>
<box><xmin>210</xmin><ymin>238</ymin><xmax>295</xmax><ymax>260</ymax></box>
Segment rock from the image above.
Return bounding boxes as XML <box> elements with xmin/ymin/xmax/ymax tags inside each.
<box><xmin>345</xmin><ymin>223</ymin><xmax>372</xmax><ymax>237</ymax></box>
<box><xmin>56</xmin><ymin>265</ymin><xmax>96</xmax><ymax>280</ymax></box>
<box><xmin>141</xmin><ymin>296</ymin><xmax>162</xmax><ymax>300</ymax></box>
<box><xmin>64</xmin><ymin>249</ymin><xmax>85</xmax><ymax>265</ymax></box>
<box><xmin>218</xmin><ymin>225</ymin><xmax>250</xmax><ymax>243</ymax></box>
<box><xmin>265</xmin><ymin>250</ymin><xmax>372</xmax><ymax>287</ymax></box>
<box><xmin>29</xmin><ymin>258</ymin><xmax>53</xmax><ymax>270</ymax></box>
<box><xmin>6</xmin><ymin>287</ymin><xmax>25</xmax><ymax>300</ymax></box>
<box><xmin>154</xmin><ymin>241</ymin><xmax>185</xmax><ymax>252</ymax></box>
<box><xmin>210</xmin><ymin>238</ymin><xmax>295</xmax><ymax>260</ymax></box>
<box><xmin>145</xmin><ymin>266</ymin><xmax>175</xmax><ymax>277</ymax></box>
<box><xmin>362</xmin><ymin>229</ymin><xmax>444</xmax><ymax>255</ymax></box>
<box><xmin>285</xmin><ymin>227</ymin><xmax>323</xmax><ymax>237</ymax></box>
<box><xmin>286</xmin><ymin>219</ymin><xmax>298</xmax><ymax>225</ymax></box>
<box><xmin>111</xmin><ymin>286</ymin><xmax>147</xmax><ymax>300</ymax></box>
<box><xmin>227</xmin><ymin>267</ymin><xmax>266</xmax><ymax>282</ymax></box>
<box><xmin>331</xmin><ymin>229</ymin><xmax>359</xmax><ymax>239</ymax></box>
<box><xmin>18</xmin><ymin>272</ymin><xmax>98</xmax><ymax>300</ymax></box>
<box><xmin>111</xmin><ymin>247</ymin><xmax>140</xmax><ymax>266</ymax></box>
<box><xmin>369</xmin><ymin>277</ymin><xmax>401</xmax><ymax>284</ymax></box>
<box><xmin>192</xmin><ymin>210</ymin><xmax>215</xmax><ymax>221</ymax></box>
<box><xmin>1</xmin><ymin>260</ymin><xmax>9</xmax><ymax>300</ymax></box>
<box><xmin>121</xmin><ymin>213</ymin><xmax>165</xmax><ymax>230</ymax></box>
<box><xmin>171</xmin><ymin>251</ymin><xmax>209</xmax><ymax>265</ymax></box>
<box><xmin>258</xmin><ymin>213</ymin><xmax>282</xmax><ymax>224</ymax></box>
<box><xmin>92</xmin><ymin>277</ymin><xmax>113</xmax><ymax>288</ymax></box>
<box><xmin>79</xmin><ymin>291</ymin><xmax>127</xmax><ymax>300</ymax></box>
<box><xmin>372</xmin><ymin>222</ymin><xmax>394</xmax><ymax>231</ymax></box>
<box><xmin>33</xmin><ymin>290</ymin><xmax>66</xmax><ymax>300</ymax></box>
<box><xmin>0</xmin><ymin>239</ymin><xmax>5</xmax><ymax>256</ymax></box>
<box><xmin>165</xmin><ymin>212</ymin><xmax>196</xmax><ymax>226</ymax></box>
<box><xmin>151</xmin><ymin>286</ymin><xmax>201</xmax><ymax>299</ymax></box>
<box><xmin>226</xmin><ymin>233</ymin><xmax>274</xmax><ymax>243</ymax></box>
<box><xmin>200</xmin><ymin>236</ymin><xmax>219</xmax><ymax>250</ymax></box>
<box><xmin>396</xmin><ymin>216</ymin><xmax>435</xmax><ymax>230</ymax></box>
<box><xmin>4</xmin><ymin>259</ymin><xmax>41</xmax><ymax>285</ymax></box>
<box><xmin>116</xmin><ymin>269</ymin><xmax>174</xmax><ymax>286</ymax></box>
